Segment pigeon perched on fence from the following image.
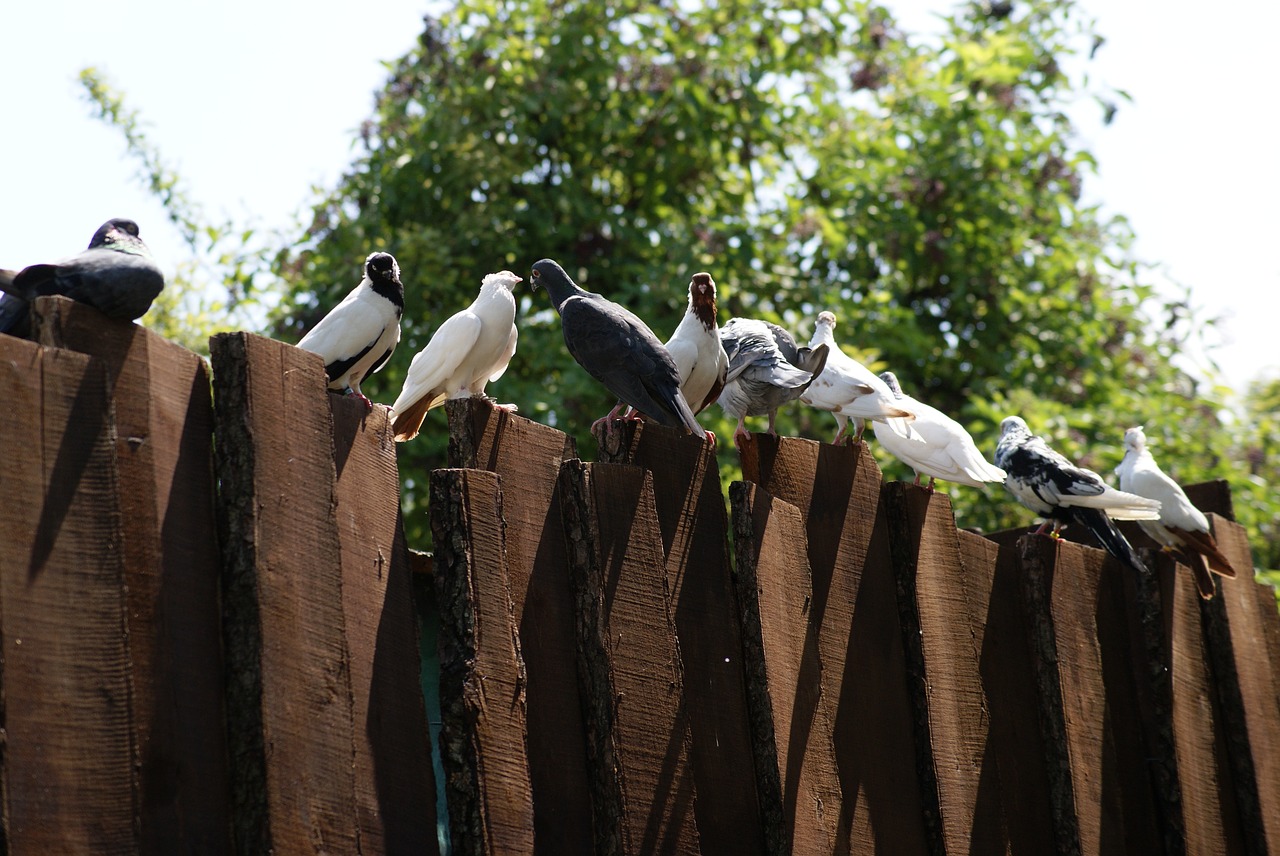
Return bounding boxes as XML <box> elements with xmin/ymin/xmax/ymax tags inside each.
<box><xmin>800</xmin><ymin>311</ymin><xmax>913</xmax><ymax>444</ymax></box>
<box><xmin>664</xmin><ymin>272</ymin><xmax>729</xmax><ymax>414</ymax></box>
<box><xmin>871</xmin><ymin>371</ymin><xmax>1006</xmax><ymax>490</ymax></box>
<box><xmin>390</xmin><ymin>270</ymin><xmax>522</xmax><ymax>442</ymax></box>
<box><xmin>717</xmin><ymin>317</ymin><xmax>829</xmax><ymax>447</ymax></box>
<box><xmin>296</xmin><ymin>252</ymin><xmax>404</xmax><ymax>408</ymax></box>
<box><xmin>530</xmin><ymin>258</ymin><xmax>705</xmax><ymax>438</ymax></box>
<box><xmin>0</xmin><ymin>218</ymin><xmax>164</xmax><ymax>336</ymax></box>
<box><xmin>1116</xmin><ymin>425</ymin><xmax>1237</xmax><ymax>598</ymax></box>
<box><xmin>995</xmin><ymin>415</ymin><xmax>1161</xmax><ymax>574</ymax></box>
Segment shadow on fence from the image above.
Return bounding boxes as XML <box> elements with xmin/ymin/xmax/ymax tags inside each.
<box><xmin>1</xmin><ymin>299</ymin><xmax>1278</xmax><ymax>855</ymax></box>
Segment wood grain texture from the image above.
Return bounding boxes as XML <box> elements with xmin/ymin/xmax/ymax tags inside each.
<box><xmin>446</xmin><ymin>398</ymin><xmax>593</xmax><ymax>855</ymax></box>
<box><xmin>1202</xmin><ymin>514</ymin><xmax>1280</xmax><ymax>856</ymax></box>
<box><xmin>730</xmin><ymin>481</ymin><xmax>841</xmax><ymax>856</ymax></box>
<box><xmin>430</xmin><ymin>468</ymin><xmax>535</xmax><ymax>856</ymax></box>
<box><xmin>210</xmin><ymin>332</ymin><xmax>359</xmax><ymax>855</ymax></box>
<box><xmin>884</xmin><ymin>483</ymin><xmax>1003</xmax><ymax>856</ymax></box>
<box><xmin>596</xmin><ymin>420</ymin><xmax>764</xmax><ymax>854</ymax></box>
<box><xmin>0</xmin><ymin>334</ymin><xmax>139</xmax><ymax>854</ymax></box>
<box><xmin>331</xmin><ymin>397</ymin><xmax>438</xmax><ymax>855</ymax></box>
<box><xmin>32</xmin><ymin>294</ymin><xmax>233</xmax><ymax>854</ymax></box>
<box><xmin>741</xmin><ymin>435</ymin><xmax>929</xmax><ymax>856</ymax></box>
<box><xmin>559</xmin><ymin>461</ymin><xmax>701</xmax><ymax>856</ymax></box>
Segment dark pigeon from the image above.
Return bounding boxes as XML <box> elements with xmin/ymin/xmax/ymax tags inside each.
<box><xmin>296</xmin><ymin>252</ymin><xmax>404</xmax><ymax>409</ymax></box>
<box><xmin>529</xmin><ymin>258</ymin><xmax>705</xmax><ymax>438</ymax></box>
<box><xmin>717</xmin><ymin>317</ymin><xmax>829</xmax><ymax>446</ymax></box>
<box><xmin>0</xmin><ymin>218</ymin><xmax>164</xmax><ymax>336</ymax></box>
<box><xmin>995</xmin><ymin>415</ymin><xmax>1161</xmax><ymax>574</ymax></box>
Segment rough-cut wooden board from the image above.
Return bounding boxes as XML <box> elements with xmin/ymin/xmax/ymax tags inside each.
<box><xmin>596</xmin><ymin>420</ymin><xmax>763</xmax><ymax>853</ymax></box>
<box><xmin>730</xmin><ymin>481</ymin><xmax>842</xmax><ymax>855</ymax></box>
<box><xmin>210</xmin><ymin>332</ymin><xmax>359</xmax><ymax>855</ymax></box>
<box><xmin>741</xmin><ymin>435</ymin><xmax>929</xmax><ymax>856</ymax></box>
<box><xmin>1157</xmin><ymin>552</ymin><xmax>1247</xmax><ymax>856</ymax></box>
<box><xmin>446</xmin><ymin>399</ymin><xmax>593</xmax><ymax>854</ymax></box>
<box><xmin>31</xmin><ymin>295</ymin><xmax>233</xmax><ymax>853</ymax></box>
<box><xmin>1202</xmin><ymin>514</ymin><xmax>1280</xmax><ymax>856</ymax></box>
<box><xmin>558</xmin><ymin>461</ymin><xmax>701</xmax><ymax>856</ymax></box>
<box><xmin>883</xmin><ymin>483</ymin><xmax>1004</xmax><ymax>856</ymax></box>
<box><xmin>331</xmin><ymin>397</ymin><xmax>437</xmax><ymax>854</ymax></box>
<box><xmin>430</xmin><ymin>468</ymin><xmax>535</xmax><ymax>856</ymax></box>
<box><xmin>959</xmin><ymin>531</ymin><xmax>1043</xmax><ymax>856</ymax></box>
<box><xmin>0</xmin><ymin>335</ymin><xmax>138</xmax><ymax>854</ymax></box>
<box><xmin>1019</xmin><ymin>535</ymin><xmax>1162</xmax><ymax>856</ymax></box>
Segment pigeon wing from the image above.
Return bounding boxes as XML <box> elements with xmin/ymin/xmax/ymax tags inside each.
<box><xmin>390</xmin><ymin>312</ymin><xmax>483</xmax><ymax>441</ymax></box>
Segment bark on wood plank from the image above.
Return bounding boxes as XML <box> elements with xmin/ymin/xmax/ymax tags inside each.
<box><xmin>331</xmin><ymin>397</ymin><xmax>438</xmax><ymax>855</ymax></box>
<box><xmin>1201</xmin><ymin>514</ymin><xmax>1279</xmax><ymax>856</ymax></box>
<box><xmin>730</xmin><ymin>481</ymin><xmax>842</xmax><ymax>856</ymax></box>
<box><xmin>429</xmin><ymin>468</ymin><xmax>535</xmax><ymax>856</ymax></box>
<box><xmin>31</xmin><ymin>295</ymin><xmax>233</xmax><ymax>853</ymax></box>
<box><xmin>0</xmin><ymin>335</ymin><xmax>139</xmax><ymax>854</ymax></box>
<box><xmin>1159</xmin><ymin>553</ymin><xmax>1247</xmax><ymax>856</ymax></box>
<box><xmin>883</xmin><ymin>483</ymin><xmax>1004</xmax><ymax>856</ymax></box>
<box><xmin>1019</xmin><ymin>535</ymin><xmax>1162</xmax><ymax>856</ymax></box>
<box><xmin>558</xmin><ymin>460</ymin><xmax>701</xmax><ymax>856</ymax></box>
<box><xmin>740</xmin><ymin>435</ymin><xmax>929</xmax><ymax>856</ymax></box>
<box><xmin>210</xmin><ymin>332</ymin><xmax>359</xmax><ymax>855</ymax></box>
<box><xmin>446</xmin><ymin>398</ymin><xmax>593</xmax><ymax>854</ymax></box>
<box><xmin>596</xmin><ymin>420</ymin><xmax>764</xmax><ymax>854</ymax></box>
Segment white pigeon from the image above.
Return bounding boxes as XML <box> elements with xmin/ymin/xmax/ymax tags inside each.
<box><xmin>1117</xmin><ymin>425</ymin><xmax>1237</xmax><ymax>598</ymax></box>
<box><xmin>871</xmin><ymin>371</ymin><xmax>1006</xmax><ymax>490</ymax></box>
<box><xmin>800</xmin><ymin>311</ymin><xmax>913</xmax><ymax>444</ymax></box>
<box><xmin>390</xmin><ymin>270</ymin><xmax>522</xmax><ymax>441</ymax></box>
<box><xmin>664</xmin><ymin>272</ymin><xmax>729</xmax><ymax>414</ymax></box>
<box><xmin>297</xmin><ymin>251</ymin><xmax>404</xmax><ymax>407</ymax></box>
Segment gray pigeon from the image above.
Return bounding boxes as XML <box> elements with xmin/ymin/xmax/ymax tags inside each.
<box><xmin>995</xmin><ymin>415</ymin><xmax>1160</xmax><ymax>574</ymax></box>
<box><xmin>718</xmin><ymin>317</ymin><xmax>829</xmax><ymax>446</ymax></box>
<box><xmin>0</xmin><ymin>218</ymin><xmax>164</xmax><ymax>336</ymax></box>
<box><xmin>529</xmin><ymin>258</ymin><xmax>705</xmax><ymax>438</ymax></box>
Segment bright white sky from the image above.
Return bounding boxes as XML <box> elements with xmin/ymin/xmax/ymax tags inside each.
<box><xmin>2</xmin><ymin>1</ymin><xmax>1276</xmax><ymax>400</ymax></box>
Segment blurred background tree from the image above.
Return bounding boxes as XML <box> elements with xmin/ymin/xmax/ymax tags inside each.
<box><xmin>84</xmin><ymin>0</ymin><xmax>1278</xmax><ymax>581</ymax></box>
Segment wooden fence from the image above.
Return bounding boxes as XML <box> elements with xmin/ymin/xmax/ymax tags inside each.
<box><xmin>0</xmin><ymin>296</ymin><xmax>1277</xmax><ymax>855</ymax></box>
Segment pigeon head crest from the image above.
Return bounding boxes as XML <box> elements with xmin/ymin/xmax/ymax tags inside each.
<box><xmin>90</xmin><ymin>218</ymin><xmax>144</xmax><ymax>250</ymax></box>
<box><xmin>1123</xmin><ymin>425</ymin><xmax>1147</xmax><ymax>451</ymax></box>
<box><xmin>879</xmin><ymin>371</ymin><xmax>904</xmax><ymax>398</ymax></box>
<box><xmin>817</xmin><ymin>310</ymin><xmax>837</xmax><ymax>328</ymax></box>
<box><xmin>1000</xmin><ymin>415</ymin><xmax>1030</xmax><ymax>438</ymax></box>
<box><xmin>365</xmin><ymin>252</ymin><xmax>401</xmax><ymax>282</ymax></box>
<box><xmin>483</xmin><ymin>270</ymin><xmax>522</xmax><ymax>292</ymax></box>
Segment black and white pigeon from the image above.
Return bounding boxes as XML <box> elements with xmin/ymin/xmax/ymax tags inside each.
<box><xmin>296</xmin><ymin>251</ymin><xmax>403</xmax><ymax>408</ymax></box>
<box><xmin>717</xmin><ymin>317</ymin><xmax>829</xmax><ymax>447</ymax></box>
<box><xmin>0</xmin><ymin>218</ymin><xmax>164</xmax><ymax>336</ymax></box>
<box><xmin>664</xmin><ymin>272</ymin><xmax>729</xmax><ymax>414</ymax></box>
<box><xmin>390</xmin><ymin>270</ymin><xmax>521</xmax><ymax>442</ymax></box>
<box><xmin>995</xmin><ymin>415</ymin><xmax>1161</xmax><ymax>574</ymax></box>
<box><xmin>1117</xmin><ymin>425</ymin><xmax>1237</xmax><ymax>598</ymax></box>
<box><xmin>529</xmin><ymin>258</ymin><xmax>705</xmax><ymax>438</ymax></box>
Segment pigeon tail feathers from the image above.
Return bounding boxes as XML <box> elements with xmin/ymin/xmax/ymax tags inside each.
<box><xmin>1069</xmin><ymin>506</ymin><xmax>1150</xmax><ymax>575</ymax></box>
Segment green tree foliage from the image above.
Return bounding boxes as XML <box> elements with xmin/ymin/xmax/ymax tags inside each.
<box><xmin>87</xmin><ymin>1</ymin><xmax>1272</xmax><ymax>574</ymax></box>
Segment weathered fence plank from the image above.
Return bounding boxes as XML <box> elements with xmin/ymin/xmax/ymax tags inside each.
<box><xmin>959</xmin><ymin>530</ymin><xmax>1049</xmax><ymax>856</ymax></box>
<box><xmin>331</xmin><ymin>398</ymin><xmax>438</xmax><ymax>855</ymax></box>
<box><xmin>741</xmin><ymin>435</ymin><xmax>930</xmax><ymax>856</ymax></box>
<box><xmin>1202</xmin><ymin>514</ymin><xmax>1280</xmax><ymax>856</ymax></box>
<box><xmin>210</xmin><ymin>331</ymin><xmax>360</xmax><ymax>855</ymax></box>
<box><xmin>1019</xmin><ymin>535</ymin><xmax>1163</xmax><ymax>856</ymax></box>
<box><xmin>559</xmin><ymin>460</ymin><xmax>701</xmax><ymax>856</ymax></box>
<box><xmin>597</xmin><ymin>421</ymin><xmax>765</xmax><ymax>854</ymax></box>
<box><xmin>883</xmin><ymin>483</ymin><xmax>1007</xmax><ymax>856</ymax></box>
<box><xmin>430</xmin><ymin>468</ymin><xmax>535</xmax><ymax>856</ymax></box>
<box><xmin>730</xmin><ymin>481</ymin><xmax>843</xmax><ymax>855</ymax></box>
<box><xmin>0</xmin><ymin>335</ymin><xmax>138</xmax><ymax>854</ymax></box>
<box><xmin>446</xmin><ymin>399</ymin><xmax>594</xmax><ymax>854</ymax></box>
<box><xmin>32</xmin><ymin>295</ymin><xmax>233</xmax><ymax>854</ymax></box>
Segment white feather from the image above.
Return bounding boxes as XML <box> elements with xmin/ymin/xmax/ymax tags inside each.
<box><xmin>297</xmin><ymin>258</ymin><xmax>402</xmax><ymax>396</ymax></box>
<box><xmin>1117</xmin><ymin>426</ymin><xmax>1211</xmax><ymax>546</ymax></box>
<box><xmin>390</xmin><ymin>271</ymin><xmax>520</xmax><ymax>429</ymax></box>
<box><xmin>801</xmin><ymin>311</ymin><xmax>913</xmax><ymax>441</ymax></box>
<box><xmin>664</xmin><ymin>274</ymin><xmax>728</xmax><ymax>412</ymax></box>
